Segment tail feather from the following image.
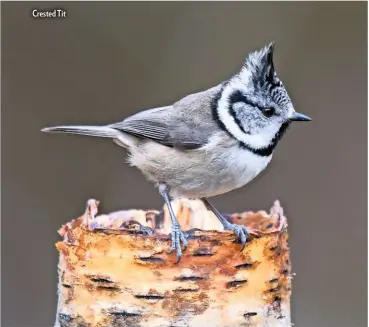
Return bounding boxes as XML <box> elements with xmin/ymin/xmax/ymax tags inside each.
<box><xmin>41</xmin><ymin>125</ymin><xmax>119</xmax><ymax>138</ymax></box>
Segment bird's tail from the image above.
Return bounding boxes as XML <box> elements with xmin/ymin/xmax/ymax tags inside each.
<box><xmin>41</xmin><ymin>125</ymin><xmax>119</xmax><ymax>138</ymax></box>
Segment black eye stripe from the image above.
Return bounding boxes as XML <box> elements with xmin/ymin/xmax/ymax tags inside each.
<box><xmin>228</xmin><ymin>91</ymin><xmax>250</xmax><ymax>135</ymax></box>
<box><xmin>229</xmin><ymin>90</ymin><xmax>278</xmax><ymax>115</ymax></box>
<box><xmin>229</xmin><ymin>90</ymin><xmax>270</xmax><ymax>111</ymax></box>
<box><xmin>229</xmin><ymin>90</ymin><xmax>258</xmax><ymax>108</ymax></box>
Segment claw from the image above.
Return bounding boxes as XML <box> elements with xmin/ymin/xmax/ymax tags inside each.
<box><xmin>175</xmin><ymin>253</ymin><xmax>182</xmax><ymax>264</ymax></box>
<box><xmin>223</xmin><ymin>223</ymin><xmax>253</xmax><ymax>251</ymax></box>
<box><xmin>167</xmin><ymin>225</ymin><xmax>188</xmax><ymax>263</ymax></box>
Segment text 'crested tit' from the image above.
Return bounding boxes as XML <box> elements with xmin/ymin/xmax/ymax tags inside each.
<box><xmin>42</xmin><ymin>42</ymin><xmax>311</xmax><ymax>263</ymax></box>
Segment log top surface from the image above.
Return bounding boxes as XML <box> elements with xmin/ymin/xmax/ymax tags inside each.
<box><xmin>55</xmin><ymin>199</ymin><xmax>292</xmax><ymax>327</ymax></box>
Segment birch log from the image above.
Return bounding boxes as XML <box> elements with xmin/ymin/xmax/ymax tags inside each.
<box><xmin>55</xmin><ymin>199</ymin><xmax>292</xmax><ymax>327</ymax></box>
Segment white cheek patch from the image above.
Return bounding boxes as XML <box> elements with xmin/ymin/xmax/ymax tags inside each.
<box><xmin>217</xmin><ymin>81</ymin><xmax>279</xmax><ymax>149</ymax></box>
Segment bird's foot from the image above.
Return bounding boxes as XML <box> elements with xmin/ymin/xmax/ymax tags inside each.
<box><xmin>223</xmin><ymin>221</ymin><xmax>260</xmax><ymax>251</ymax></box>
<box><xmin>167</xmin><ymin>223</ymin><xmax>189</xmax><ymax>263</ymax></box>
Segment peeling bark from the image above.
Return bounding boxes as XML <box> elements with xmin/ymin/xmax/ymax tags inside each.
<box><xmin>55</xmin><ymin>199</ymin><xmax>292</xmax><ymax>327</ymax></box>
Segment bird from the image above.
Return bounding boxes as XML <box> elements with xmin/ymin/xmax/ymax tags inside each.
<box><xmin>41</xmin><ymin>42</ymin><xmax>311</xmax><ymax>263</ymax></box>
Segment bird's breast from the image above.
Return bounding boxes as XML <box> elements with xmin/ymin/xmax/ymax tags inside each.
<box><xmin>170</xmin><ymin>146</ymin><xmax>272</xmax><ymax>199</ymax></box>
<box><xmin>215</xmin><ymin>147</ymin><xmax>273</xmax><ymax>193</ymax></box>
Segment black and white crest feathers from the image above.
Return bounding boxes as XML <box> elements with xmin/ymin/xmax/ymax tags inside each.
<box><xmin>243</xmin><ymin>42</ymin><xmax>276</xmax><ymax>81</ymax></box>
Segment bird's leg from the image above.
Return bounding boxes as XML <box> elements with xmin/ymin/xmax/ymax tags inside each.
<box><xmin>201</xmin><ymin>198</ymin><xmax>259</xmax><ymax>251</ymax></box>
<box><xmin>158</xmin><ymin>183</ymin><xmax>188</xmax><ymax>263</ymax></box>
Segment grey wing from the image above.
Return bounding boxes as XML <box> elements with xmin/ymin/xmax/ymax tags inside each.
<box><xmin>109</xmin><ymin>88</ymin><xmax>220</xmax><ymax>149</ymax></box>
<box><xmin>109</xmin><ymin>106</ymin><xmax>208</xmax><ymax>149</ymax></box>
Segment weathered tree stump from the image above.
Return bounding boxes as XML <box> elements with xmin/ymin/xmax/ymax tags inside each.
<box><xmin>55</xmin><ymin>198</ymin><xmax>292</xmax><ymax>327</ymax></box>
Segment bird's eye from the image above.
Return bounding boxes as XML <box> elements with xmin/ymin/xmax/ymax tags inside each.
<box><xmin>261</xmin><ymin>108</ymin><xmax>275</xmax><ymax>117</ymax></box>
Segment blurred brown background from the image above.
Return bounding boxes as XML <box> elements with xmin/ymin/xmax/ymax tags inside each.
<box><xmin>2</xmin><ymin>2</ymin><xmax>367</xmax><ymax>327</ymax></box>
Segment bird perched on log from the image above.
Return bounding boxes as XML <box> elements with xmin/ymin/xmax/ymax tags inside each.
<box><xmin>42</xmin><ymin>42</ymin><xmax>311</xmax><ymax>263</ymax></box>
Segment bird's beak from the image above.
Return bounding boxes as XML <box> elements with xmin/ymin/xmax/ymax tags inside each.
<box><xmin>289</xmin><ymin>112</ymin><xmax>312</xmax><ymax>122</ymax></box>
